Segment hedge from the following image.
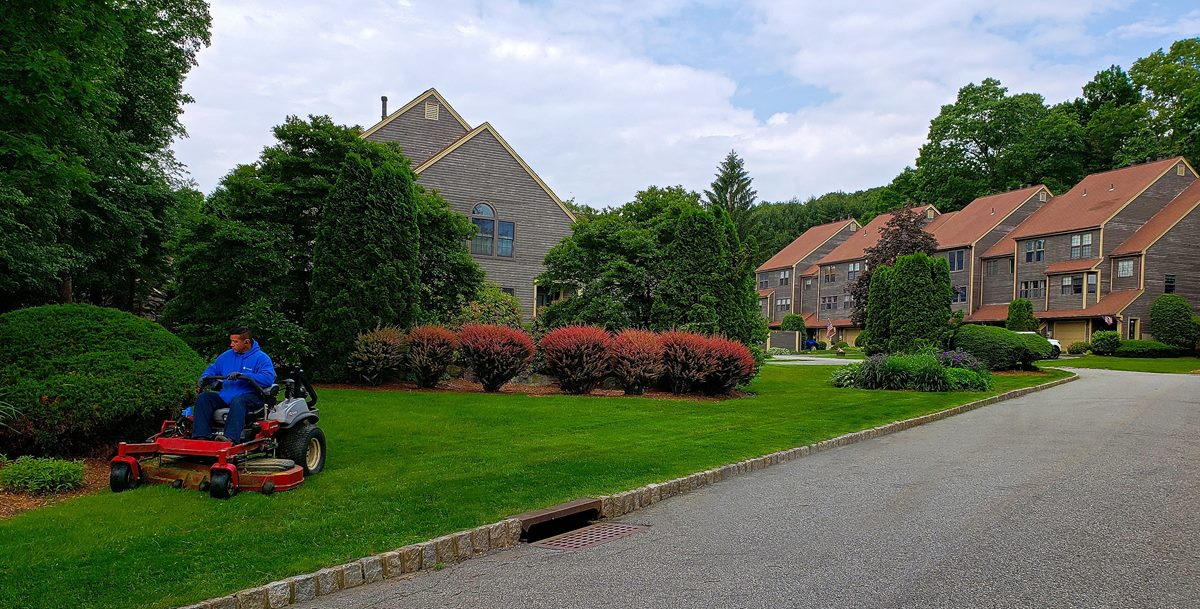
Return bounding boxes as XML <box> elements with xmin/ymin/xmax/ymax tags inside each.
<box><xmin>1113</xmin><ymin>340</ymin><xmax>1181</xmax><ymax>358</ymax></box>
<box><xmin>1148</xmin><ymin>294</ymin><xmax>1198</xmax><ymax>350</ymax></box>
<box><xmin>951</xmin><ymin>324</ymin><xmax>1026</xmax><ymax>371</ymax></box>
<box><xmin>780</xmin><ymin>313</ymin><xmax>805</xmax><ymax>331</ymax></box>
<box><xmin>611</xmin><ymin>330</ymin><xmax>664</xmax><ymax>395</ymax></box>
<box><xmin>0</xmin><ymin>304</ymin><xmax>205</xmax><ymax>457</ymax></box>
<box><xmin>1067</xmin><ymin>341</ymin><xmax>1091</xmax><ymax>355</ymax></box>
<box><xmin>1091</xmin><ymin>331</ymin><xmax>1121</xmax><ymax>356</ymax></box>
<box><xmin>538</xmin><ymin>325</ymin><xmax>612</xmax><ymax>395</ymax></box>
<box><xmin>458</xmin><ymin>324</ymin><xmax>535</xmax><ymax>392</ymax></box>
<box><xmin>1017</xmin><ymin>333</ymin><xmax>1053</xmax><ymax>369</ymax></box>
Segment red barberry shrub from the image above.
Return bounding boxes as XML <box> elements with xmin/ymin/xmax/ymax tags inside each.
<box><xmin>407</xmin><ymin>325</ymin><xmax>459</xmax><ymax>388</ymax></box>
<box><xmin>659</xmin><ymin>331</ymin><xmax>718</xmax><ymax>394</ymax></box>
<box><xmin>611</xmin><ymin>329</ymin><xmax>663</xmax><ymax>395</ymax></box>
<box><xmin>458</xmin><ymin>324</ymin><xmax>535</xmax><ymax>392</ymax></box>
<box><xmin>699</xmin><ymin>336</ymin><xmax>757</xmax><ymax>395</ymax></box>
<box><xmin>538</xmin><ymin>325</ymin><xmax>612</xmax><ymax>395</ymax></box>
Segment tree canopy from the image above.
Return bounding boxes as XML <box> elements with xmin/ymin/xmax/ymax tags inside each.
<box><xmin>703</xmin><ymin>150</ymin><xmax>757</xmax><ymax>242</ymax></box>
<box><xmin>849</xmin><ymin>207</ymin><xmax>939</xmax><ymax>324</ymax></box>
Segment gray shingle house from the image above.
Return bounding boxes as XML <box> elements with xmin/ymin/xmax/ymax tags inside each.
<box><xmin>362</xmin><ymin>88</ymin><xmax>575</xmax><ymax>319</ymax></box>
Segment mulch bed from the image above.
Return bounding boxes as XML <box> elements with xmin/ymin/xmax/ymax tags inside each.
<box><xmin>317</xmin><ymin>378</ymin><xmax>748</xmax><ymax>402</ymax></box>
<box><xmin>0</xmin><ymin>458</ymin><xmax>110</xmax><ymax>521</ymax></box>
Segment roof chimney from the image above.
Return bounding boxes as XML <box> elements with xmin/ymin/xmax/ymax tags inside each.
<box><xmin>381</xmin><ymin>96</ymin><xmax>388</xmax><ymax>120</ymax></box>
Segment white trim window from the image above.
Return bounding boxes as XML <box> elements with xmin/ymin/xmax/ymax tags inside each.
<box><xmin>1070</xmin><ymin>233</ymin><xmax>1093</xmax><ymax>259</ymax></box>
<box><xmin>1117</xmin><ymin>259</ymin><xmax>1134</xmax><ymax>278</ymax></box>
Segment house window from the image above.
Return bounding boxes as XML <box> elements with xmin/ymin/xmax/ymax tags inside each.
<box><xmin>1129</xmin><ymin>318</ymin><xmax>1139</xmax><ymax>340</ymax></box>
<box><xmin>500</xmin><ymin>287</ymin><xmax>515</xmax><ymax>296</ymax></box>
<box><xmin>1039</xmin><ymin>191</ymin><xmax>1048</xmax><ymax>202</ymax></box>
<box><xmin>779</xmin><ymin>269</ymin><xmax>791</xmax><ymax>286</ymax></box>
<box><xmin>470</xmin><ymin>203</ymin><xmax>494</xmax><ymax>256</ymax></box>
<box><xmin>926</xmin><ymin>208</ymin><xmax>936</xmax><ymax>219</ymax></box>
<box><xmin>820</xmin><ymin>296</ymin><xmax>838</xmax><ymax>310</ymax></box>
<box><xmin>1024</xmin><ymin>239</ymin><xmax>1044</xmax><ymax>263</ymax></box>
<box><xmin>952</xmin><ymin>286</ymin><xmax>967</xmax><ymax>303</ymax></box>
<box><xmin>1020</xmin><ymin>280</ymin><xmax>1045</xmax><ymax>299</ymax></box>
<box><xmin>1060</xmin><ymin>276</ymin><xmax>1072</xmax><ymax>295</ymax></box>
<box><xmin>1087</xmin><ymin>273</ymin><xmax>1097</xmax><ymax>295</ymax></box>
<box><xmin>949</xmin><ymin>250</ymin><xmax>965</xmax><ymax>272</ymax></box>
<box><xmin>776</xmin><ymin>297</ymin><xmax>791</xmax><ymax>312</ymax></box>
<box><xmin>1070</xmin><ymin>234</ymin><xmax>1093</xmax><ymax>259</ymax></box>
<box><xmin>804</xmin><ymin>278</ymin><xmax>812</xmax><ymax>288</ymax></box>
<box><xmin>985</xmin><ymin>260</ymin><xmax>996</xmax><ymax>276</ymax></box>
<box><xmin>758</xmin><ymin>273</ymin><xmax>769</xmax><ymax>289</ymax></box>
<box><xmin>823</xmin><ymin>266</ymin><xmax>837</xmax><ymax>284</ymax></box>
<box><xmin>846</xmin><ymin>262</ymin><xmax>861</xmax><ymax>282</ymax></box>
<box><xmin>1010</xmin><ymin>259</ymin><xmax>1015</xmax><ymax>273</ymax></box>
<box><xmin>843</xmin><ymin>295</ymin><xmax>855</xmax><ymax>310</ymax></box>
<box><xmin>1166</xmin><ymin>274</ymin><xmax>1177</xmax><ymax>294</ymax></box>
<box><xmin>1180</xmin><ymin>163</ymin><xmax>1187</xmax><ymax>176</ymax></box>
<box><xmin>1117</xmin><ymin>259</ymin><xmax>1134</xmax><ymax>278</ymax></box>
<box><xmin>759</xmin><ymin>298</ymin><xmax>767</xmax><ymax>314</ymax></box>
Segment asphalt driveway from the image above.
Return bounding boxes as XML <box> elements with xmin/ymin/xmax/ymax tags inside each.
<box><xmin>298</xmin><ymin>368</ymin><xmax>1200</xmax><ymax>609</ymax></box>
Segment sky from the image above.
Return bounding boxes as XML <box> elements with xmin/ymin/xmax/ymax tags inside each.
<box><xmin>170</xmin><ymin>1</ymin><xmax>1200</xmax><ymax>208</ymax></box>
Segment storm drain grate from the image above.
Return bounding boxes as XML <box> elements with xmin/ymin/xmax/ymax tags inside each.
<box><xmin>532</xmin><ymin>523</ymin><xmax>647</xmax><ymax>550</ymax></box>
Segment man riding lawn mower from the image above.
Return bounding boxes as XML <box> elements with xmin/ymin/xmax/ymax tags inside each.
<box><xmin>110</xmin><ymin>328</ymin><xmax>327</xmax><ymax>499</ymax></box>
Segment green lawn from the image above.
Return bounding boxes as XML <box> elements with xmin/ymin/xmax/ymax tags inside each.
<box><xmin>1042</xmin><ymin>355</ymin><xmax>1200</xmax><ymax>374</ymax></box>
<box><xmin>0</xmin><ymin>365</ymin><xmax>1069</xmax><ymax>609</ymax></box>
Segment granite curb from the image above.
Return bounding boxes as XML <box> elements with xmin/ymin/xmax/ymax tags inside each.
<box><xmin>178</xmin><ymin>372</ymin><xmax>1077</xmax><ymax>609</ymax></box>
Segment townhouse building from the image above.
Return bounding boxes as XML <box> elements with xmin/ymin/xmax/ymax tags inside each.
<box><xmin>761</xmin><ymin>157</ymin><xmax>1200</xmax><ymax>349</ymax></box>
<box><xmin>755</xmin><ymin>219</ymin><xmax>860</xmax><ymax>326</ymax></box>
<box><xmin>972</xmin><ymin>157</ymin><xmax>1199</xmax><ymax>345</ymax></box>
<box><xmin>361</xmin><ymin>88</ymin><xmax>575</xmax><ymax>320</ymax></box>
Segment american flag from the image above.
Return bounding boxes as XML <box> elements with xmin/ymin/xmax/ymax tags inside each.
<box><xmin>1103</xmin><ymin>315</ymin><xmax>1113</xmax><ymax>325</ymax></box>
<box><xmin>825</xmin><ymin>319</ymin><xmax>835</xmax><ymax>341</ymax></box>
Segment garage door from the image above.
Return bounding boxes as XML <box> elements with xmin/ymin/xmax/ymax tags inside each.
<box><xmin>1053</xmin><ymin>321</ymin><xmax>1088</xmax><ymax>346</ymax></box>
<box><xmin>841</xmin><ymin>328</ymin><xmax>862</xmax><ymax>347</ymax></box>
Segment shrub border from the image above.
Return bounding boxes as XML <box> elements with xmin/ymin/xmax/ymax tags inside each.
<box><xmin>179</xmin><ymin>372</ymin><xmax>1078</xmax><ymax>609</ymax></box>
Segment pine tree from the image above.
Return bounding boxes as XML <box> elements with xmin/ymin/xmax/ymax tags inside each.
<box><xmin>307</xmin><ymin>148</ymin><xmax>421</xmax><ymax>379</ymax></box>
<box><xmin>703</xmin><ymin>150</ymin><xmax>757</xmax><ymax>241</ymax></box>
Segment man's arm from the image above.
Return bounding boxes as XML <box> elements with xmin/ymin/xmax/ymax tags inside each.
<box><xmin>246</xmin><ymin>352</ymin><xmax>276</xmax><ymax>387</ymax></box>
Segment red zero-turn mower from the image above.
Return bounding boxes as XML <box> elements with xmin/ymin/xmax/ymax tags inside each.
<box><xmin>110</xmin><ymin>368</ymin><xmax>326</xmax><ymax>499</ymax></box>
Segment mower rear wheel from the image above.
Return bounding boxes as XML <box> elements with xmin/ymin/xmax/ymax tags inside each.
<box><xmin>279</xmin><ymin>422</ymin><xmax>326</xmax><ymax>475</ymax></box>
<box><xmin>109</xmin><ymin>462</ymin><xmax>137</xmax><ymax>493</ymax></box>
<box><xmin>209</xmin><ymin>469</ymin><xmax>235</xmax><ymax>499</ymax></box>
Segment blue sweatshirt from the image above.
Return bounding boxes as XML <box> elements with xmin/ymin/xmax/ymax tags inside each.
<box><xmin>200</xmin><ymin>340</ymin><xmax>277</xmax><ymax>403</ymax></box>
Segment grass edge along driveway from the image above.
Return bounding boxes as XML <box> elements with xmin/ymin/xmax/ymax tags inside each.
<box><xmin>1042</xmin><ymin>355</ymin><xmax>1200</xmax><ymax>374</ymax></box>
<box><xmin>0</xmin><ymin>365</ymin><xmax>1071</xmax><ymax>609</ymax></box>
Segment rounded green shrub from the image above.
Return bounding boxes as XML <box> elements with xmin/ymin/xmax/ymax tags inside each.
<box><xmin>1113</xmin><ymin>339</ymin><xmax>1181</xmax><ymax>358</ymax></box>
<box><xmin>780</xmin><ymin>313</ymin><xmax>805</xmax><ymax>331</ymax></box>
<box><xmin>944</xmin><ymin>367</ymin><xmax>992</xmax><ymax>391</ymax></box>
<box><xmin>1017</xmin><ymin>333</ymin><xmax>1053</xmax><ymax>368</ymax></box>
<box><xmin>347</xmin><ymin>325</ymin><xmax>408</xmax><ymax>386</ymax></box>
<box><xmin>1149</xmin><ymin>294</ymin><xmax>1198</xmax><ymax>350</ymax></box>
<box><xmin>950</xmin><ymin>324</ymin><xmax>1026</xmax><ymax>371</ymax></box>
<box><xmin>1067</xmin><ymin>341</ymin><xmax>1091</xmax><ymax>355</ymax></box>
<box><xmin>1091</xmin><ymin>330</ymin><xmax>1121</xmax><ymax>355</ymax></box>
<box><xmin>0</xmin><ymin>304</ymin><xmax>205</xmax><ymax>457</ymax></box>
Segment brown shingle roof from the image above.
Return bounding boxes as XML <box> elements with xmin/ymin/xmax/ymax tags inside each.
<box><xmin>817</xmin><ymin>205</ymin><xmax>936</xmax><ymax>265</ymax></box>
<box><xmin>932</xmin><ymin>185</ymin><xmax>1048</xmax><ymax>250</ymax></box>
<box><xmin>923</xmin><ymin>211</ymin><xmax>958</xmax><ymax>241</ymax></box>
<box><xmin>1111</xmin><ymin>179</ymin><xmax>1200</xmax><ymax>255</ymax></box>
<box><xmin>965</xmin><ymin>304</ymin><xmax>1009</xmax><ymax>323</ymax></box>
<box><xmin>803</xmin><ymin>313</ymin><xmax>854</xmax><ymax>328</ymax></box>
<box><xmin>1044</xmin><ymin>258</ymin><xmax>1102</xmax><ymax>275</ymax></box>
<box><xmin>981</xmin><ymin>239</ymin><xmax>1016</xmax><ymax>258</ymax></box>
<box><xmin>1038</xmin><ymin>290</ymin><xmax>1142</xmax><ymax>320</ymax></box>
<box><xmin>757</xmin><ymin>219</ymin><xmax>859</xmax><ymax>272</ymax></box>
<box><xmin>757</xmin><ymin>288</ymin><xmax>775</xmax><ymax>298</ymax></box>
<box><xmin>799</xmin><ymin>264</ymin><xmax>819</xmax><ymax>276</ymax></box>
<box><xmin>1006</xmin><ymin>157</ymin><xmax>1183</xmax><ymax>241</ymax></box>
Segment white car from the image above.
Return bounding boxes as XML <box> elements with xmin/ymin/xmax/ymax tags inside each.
<box><xmin>1016</xmin><ymin>331</ymin><xmax>1061</xmax><ymax>358</ymax></box>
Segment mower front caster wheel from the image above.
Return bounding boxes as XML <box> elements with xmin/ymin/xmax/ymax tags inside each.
<box><xmin>209</xmin><ymin>469</ymin><xmax>235</xmax><ymax>500</ymax></box>
<box><xmin>109</xmin><ymin>462</ymin><xmax>138</xmax><ymax>493</ymax></box>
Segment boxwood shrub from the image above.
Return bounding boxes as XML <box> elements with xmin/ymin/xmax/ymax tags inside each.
<box><xmin>1091</xmin><ymin>331</ymin><xmax>1121</xmax><ymax>356</ymax></box>
<box><xmin>1067</xmin><ymin>341</ymin><xmax>1091</xmax><ymax>355</ymax></box>
<box><xmin>1113</xmin><ymin>340</ymin><xmax>1181</xmax><ymax>358</ymax></box>
<box><xmin>1017</xmin><ymin>333</ymin><xmax>1053</xmax><ymax>369</ymax></box>
<box><xmin>951</xmin><ymin>324</ymin><xmax>1025</xmax><ymax>371</ymax></box>
<box><xmin>0</xmin><ymin>304</ymin><xmax>205</xmax><ymax>457</ymax></box>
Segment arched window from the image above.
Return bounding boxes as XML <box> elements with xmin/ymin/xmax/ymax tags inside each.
<box><xmin>469</xmin><ymin>202</ymin><xmax>514</xmax><ymax>257</ymax></box>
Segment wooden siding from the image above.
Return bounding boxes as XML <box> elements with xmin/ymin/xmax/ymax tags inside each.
<box><xmin>816</xmin><ymin>260</ymin><xmax>857</xmax><ymax>322</ymax></box>
<box><xmin>416</xmin><ymin>129</ymin><xmax>573</xmax><ymax>319</ymax></box>
<box><xmin>365</xmin><ymin>99</ymin><xmax>469</xmax><ymax>167</ymax></box>
<box><xmin>1102</xmin><ymin>169</ymin><xmax>1195</xmax><ymax>259</ymax></box>
<box><xmin>982</xmin><ymin>257</ymin><xmax>1015</xmax><ymax>305</ymax></box>
<box><xmin>800</xmin><ymin>275</ymin><xmax>818</xmax><ymax>316</ymax></box>
<box><xmin>1110</xmin><ymin>255</ymin><xmax>1141</xmax><ymax>292</ymax></box>
<box><xmin>1122</xmin><ymin>203</ymin><xmax>1200</xmax><ymax>341</ymax></box>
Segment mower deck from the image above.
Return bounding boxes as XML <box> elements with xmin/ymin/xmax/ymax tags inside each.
<box><xmin>137</xmin><ymin>455</ymin><xmax>304</xmax><ymax>493</ymax></box>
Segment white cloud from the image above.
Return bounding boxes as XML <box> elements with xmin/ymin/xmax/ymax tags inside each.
<box><xmin>172</xmin><ymin>0</ymin><xmax>1191</xmax><ymax>208</ymax></box>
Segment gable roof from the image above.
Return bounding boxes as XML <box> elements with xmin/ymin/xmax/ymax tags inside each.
<box><xmin>415</xmin><ymin>122</ymin><xmax>576</xmax><ymax>223</ymax></box>
<box><xmin>757</xmin><ymin>219</ymin><xmax>859</xmax><ymax>272</ymax></box>
<box><xmin>1044</xmin><ymin>258</ymin><xmax>1102</xmax><ymax>275</ymax></box>
<box><xmin>1038</xmin><ymin>289</ymin><xmax>1142</xmax><ymax>320</ymax></box>
<box><xmin>1005</xmin><ymin>157</ymin><xmax>1185</xmax><ymax>242</ymax></box>
<box><xmin>361</xmin><ymin>88</ymin><xmax>471</xmax><ymax>139</ymax></box>
<box><xmin>1111</xmin><ymin>179</ymin><xmax>1200</xmax><ymax>256</ymax></box>
<box><xmin>923</xmin><ymin>211</ymin><xmax>958</xmax><ymax>243</ymax></box>
<box><xmin>817</xmin><ymin>205</ymin><xmax>936</xmax><ymax>265</ymax></box>
<box><xmin>931</xmin><ymin>185</ymin><xmax>1048</xmax><ymax>250</ymax></box>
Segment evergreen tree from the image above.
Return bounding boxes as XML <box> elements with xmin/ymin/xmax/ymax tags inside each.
<box><xmin>703</xmin><ymin>150</ymin><xmax>757</xmax><ymax>241</ymax></box>
<box><xmin>850</xmin><ymin>207</ymin><xmax>939</xmax><ymax>325</ymax></box>
<box><xmin>887</xmin><ymin>253</ymin><xmax>952</xmax><ymax>353</ymax></box>
<box><xmin>307</xmin><ymin>149</ymin><xmax>421</xmax><ymax>379</ymax></box>
<box><xmin>1005</xmin><ymin>299</ymin><xmax>1040</xmax><ymax>332</ymax></box>
<box><xmin>862</xmin><ymin>266</ymin><xmax>894</xmax><ymax>354</ymax></box>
